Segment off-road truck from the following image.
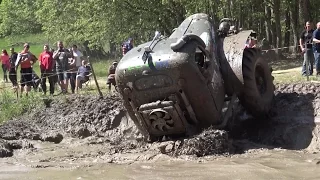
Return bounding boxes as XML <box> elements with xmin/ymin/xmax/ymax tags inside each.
<box><xmin>115</xmin><ymin>13</ymin><xmax>274</xmax><ymax>141</ymax></box>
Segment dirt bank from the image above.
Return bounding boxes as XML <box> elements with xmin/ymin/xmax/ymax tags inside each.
<box><xmin>1</xmin><ymin>83</ymin><xmax>320</xmax><ymax>164</ymax></box>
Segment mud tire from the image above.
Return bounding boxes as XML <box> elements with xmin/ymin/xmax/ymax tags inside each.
<box><xmin>239</xmin><ymin>48</ymin><xmax>275</xmax><ymax>117</ymax></box>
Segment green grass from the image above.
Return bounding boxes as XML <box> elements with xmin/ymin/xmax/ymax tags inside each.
<box><xmin>272</xmin><ymin>67</ymin><xmax>320</xmax><ymax>84</ymax></box>
<box><xmin>0</xmin><ymin>89</ymin><xmax>43</xmax><ymax>123</ymax></box>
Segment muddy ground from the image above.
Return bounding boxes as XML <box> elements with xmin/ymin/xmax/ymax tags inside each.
<box><xmin>1</xmin><ymin>83</ymin><xmax>320</xmax><ymax>174</ymax></box>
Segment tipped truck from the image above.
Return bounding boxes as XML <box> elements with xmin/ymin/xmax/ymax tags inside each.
<box><xmin>115</xmin><ymin>13</ymin><xmax>274</xmax><ymax>141</ymax></box>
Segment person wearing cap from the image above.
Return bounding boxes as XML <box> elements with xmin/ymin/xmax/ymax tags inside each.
<box><xmin>8</xmin><ymin>48</ymin><xmax>18</xmax><ymax>88</ymax></box>
<box><xmin>53</xmin><ymin>41</ymin><xmax>72</xmax><ymax>94</ymax></box>
<box><xmin>106</xmin><ymin>61</ymin><xmax>118</xmax><ymax>90</ymax></box>
<box><xmin>244</xmin><ymin>36</ymin><xmax>257</xmax><ymax>49</ymax></box>
<box><xmin>16</xmin><ymin>43</ymin><xmax>37</xmax><ymax>97</ymax></box>
<box><xmin>39</xmin><ymin>44</ymin><xmax>55</xmax><ymax>95</ymax></box>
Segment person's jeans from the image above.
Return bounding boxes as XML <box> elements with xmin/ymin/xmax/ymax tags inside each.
<box><xmin>2</xmin><ymin>64</ymin><xmax>8</xmax><ymax>82</ymax></box>
<box><xmin>67</xmin><ymin>72</ymin><xmax>77</xmax><ymax>93</ymax></box>
<box><xmin>315</xmin><ymin>51</ymin><xmax>320</xmax><ymax>74</ymax></box>
<box><xmin>9</xmin><ymin>67</ymin><xmax>17</xmax><ymax>86</ymax></box>
<box><xmin>41</xmin><ymin>70</ymin><xmax>55</xmax><ymax>95</ymax></box>
<box><xmin>302</xmin><ymin>49</ymin><xmax>315</xmax><ymax>75</ymax></box>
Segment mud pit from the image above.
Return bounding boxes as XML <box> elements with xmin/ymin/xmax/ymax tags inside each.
<box><xmin>1</xmin><ymin>83</ymin><xmax>320</xmax><ymax>179</ymax></box>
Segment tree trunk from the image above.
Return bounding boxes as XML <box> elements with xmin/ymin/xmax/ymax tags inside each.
<box><xmin>289</xmin><ymin>0</ymin><xmax>299</xmax><ymax>56</ymax></box>
<box><xmin>264</xmin><ymin>2</ymin><xmax>273</xmax><ymax>46</ymax></box>
<box><xmin>273</xmin><ymin>0</ymin><xmax>282</xmax><ymax>56</ymax></box>
<box><xmin>284</xmin><ymin>9</ymin><xmax>291</xmax><ymax>52</ymax></box>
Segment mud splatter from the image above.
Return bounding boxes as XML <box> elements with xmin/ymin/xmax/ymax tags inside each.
<box><xmin>1</xmin><ymin>83</ymin><xmax>320</xmax><ymax>161</ymax></box>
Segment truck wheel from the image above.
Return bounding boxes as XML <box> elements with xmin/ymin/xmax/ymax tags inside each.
<box><xmin>239</xmin><ymin>48</ymin><xmax>275</xmax><ymax>117</ymax></box>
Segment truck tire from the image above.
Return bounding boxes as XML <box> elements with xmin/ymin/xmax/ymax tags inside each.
<box><xmin>239</xmin><ymin>48</ymin><xmax>274</xmax><ymax>117</ymax></box>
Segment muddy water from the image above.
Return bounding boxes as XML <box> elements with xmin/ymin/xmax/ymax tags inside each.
<box><xmin>2</xmin><ymin>84</ymin><xmax>320</xmax><ymax>179</ymax></box>
<box><xmin>1</xmin><ymin>149</ymin><xmax>320</xmax><ymax>180</ymax></box>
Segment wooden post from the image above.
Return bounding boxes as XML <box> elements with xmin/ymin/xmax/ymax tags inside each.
<box><xmin>305</xmin><ymin>41</ymin><xmax>309</xmax><ymax>81</ymax></box>
<box><xmin>87</xmin><ymin>56</ymin><xmax>103</xmax><ymax>98</ymax></box>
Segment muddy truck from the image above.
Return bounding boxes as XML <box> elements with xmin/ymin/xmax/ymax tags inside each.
<box><xmin>115</xmin><ymin>13</ymin><xmax>274</xmax><ymax>141</ymax></box>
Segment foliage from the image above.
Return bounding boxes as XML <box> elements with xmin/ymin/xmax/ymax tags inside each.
<box><xmin>0</xmin><ymin>0</ymin><xmax>320</xmax><ymax>54</ymax></box>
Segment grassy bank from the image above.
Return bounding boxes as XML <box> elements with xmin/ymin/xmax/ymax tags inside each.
<box><xmin>0</xmin><ymin>89</ymin><xmax>42</xmax><ymax>123</ymax></box>
<box><xmin>0</xmin><ymin>33</ymin><xmax>116</xmax><ymax>123</ymax></box>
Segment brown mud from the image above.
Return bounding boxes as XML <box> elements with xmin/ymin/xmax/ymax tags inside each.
<box><xmin>1</xmin><ymin>83</ymin><xmax>320</xmax><ymax>179</ymax></box>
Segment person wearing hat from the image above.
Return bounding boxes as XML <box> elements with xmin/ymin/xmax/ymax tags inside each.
<box><xmin>106</xmin><ymin>61</ymin><xmax>118</xmax><ymax>90</ymax></box>
<box><xmin>16</xmin><ymin>43</ymin><xmax>37</xmax><ymax>97</ymax></box>
<box><xmin>244</xmin><ymin>36</ymin><xmax>257</xmax><ymax>49</ymax></box>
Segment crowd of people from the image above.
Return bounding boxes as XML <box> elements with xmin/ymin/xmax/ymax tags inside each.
<box><xmin>300</xmin><ymin>21</ymin><xmax>320</xmax><ymax>76</ymax></box>
<box><xmin>0</xmin><ymin>41</ymin><xmax>92</xmax><ymax>97</ymax></box>
<box><xmin>0</xmin><ymin>37</ymin><xmax>135</xmax><ymax>97</ymax></box>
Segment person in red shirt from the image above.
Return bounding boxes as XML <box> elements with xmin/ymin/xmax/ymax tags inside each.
<box><xmin>16</xmin><ymin>43</ymin><xmax>37</xmax><ymax>97</ymax></box>
<box><xmin>0</xmin><ymin>49</ymin><xmax>10</xmax><ymax>82</ymax></box>
<box><xmin>39</xmin><ymin>44</ymin><xmax>54</xmax><ymax>95</ymax></box>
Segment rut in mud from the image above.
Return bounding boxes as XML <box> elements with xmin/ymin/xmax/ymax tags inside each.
<box><xmin>1</xmin><ymin>83</ymin><xmax>320</xmax><ymax>160</ymax></box>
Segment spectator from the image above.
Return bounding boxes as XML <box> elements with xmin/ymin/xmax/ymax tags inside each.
<box><xmin>9</xmin><ymin>48</ymin><xmax>18</xmax><ymax>88</ymax></box>
<box><xmin>75</xmin><ymin>60</ymin><xmax>91</xmax><ymax>93</ymax></box>
<box><xmin>300</xmin><ymin>21</ymin><xmax>315</xmax><ymax>76</ymax></box>
<box><xmin>313</xmin><ymin>22</ymin><xmax>320</xmax><ymax>76</ymax></box>
<box><xmin>50</xmin><ymin>48</ymin><xmax>59</xmax><ymax>89</ymax></box>
<box><xmin>31</xmin><ymin>69</ymin><xmax>41</xmax><ymax>91</ymax></box>
<box><xmin>53</xmin><ymin>41</ymin><xmax>72</xmax><ymax>94</ymax></box>
<box><xmin>0</xmin><ymin>49</ymin><xmax>10</xmax><ymax>82</ymax></box>
<box><xmin>244</xmin><ymin>36</ymin><xmax>257</xmax><ymax>49</ymax></box>
<box><xmin>121</xmin><ymin>38</ymin><xmax>133</xmax><ymax>56</ymax></box>
<box><xmin>39</xmin><ymin>44</ymin><xmax>55</xmax><ymax>95</ymax></box>
<box><xmin>16</xmin><ymin>43</ymin><xmax>37</xmax><ymax>97</ymax></box>
<box><xmin>107</xmin><ymin>61</ymin><xmax>118</xmax><ymax>90</ymax></box>
<box><xmin>69</xmin><ymin>44</ymin><xmax>83</xmax><ymax>93</ymax></box>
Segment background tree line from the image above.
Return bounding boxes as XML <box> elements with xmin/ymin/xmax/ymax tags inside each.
<box><xmin>0</xmin><ymin>0</ymin><xmax>319</xmax><ymax>58</ymax></box>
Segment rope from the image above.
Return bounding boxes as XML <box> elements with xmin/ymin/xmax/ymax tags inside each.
<box><xmin>0</xmin><ymin>68</ymin><xmax>89</xmax><ymax>91</ymax></box>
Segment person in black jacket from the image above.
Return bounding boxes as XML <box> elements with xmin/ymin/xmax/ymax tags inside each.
<box><xmin>9</xmin><ymin>48</ymin><xmax>18</xmax><ymax>88</ymax></box>
<box><xmin>300</xmin><ymin>21</ymin><xmax>314</xmax><ymax>76</ymax></box>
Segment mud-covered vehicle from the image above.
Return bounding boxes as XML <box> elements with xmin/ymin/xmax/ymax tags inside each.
<box><xmin>115</xmin><ymin>13</ymin><xmax>274</xmax><ymax>141</ymax></box>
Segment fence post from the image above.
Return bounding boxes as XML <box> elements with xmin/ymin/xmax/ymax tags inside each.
<box><xmin>305</xmin><ymin>41</ymin><xmax>310</xmax><ymax>81</ymax></box>
<box><xmin>87</xmin><ymin>56</ymin><xmax>103</xmax><ymax>98</ymax></box>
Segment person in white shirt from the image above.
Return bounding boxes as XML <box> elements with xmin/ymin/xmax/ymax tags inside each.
<box><xmin>72</xmin><ymin>45</ymin><xmax>83</xmax><ymax>69</ymax></box>
<box><xmin>68</xmin><ymin>44</ymin><xmax>84</xmax><ymax>93</ymax></box>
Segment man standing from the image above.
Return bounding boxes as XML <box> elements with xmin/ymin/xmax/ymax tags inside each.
<box><xmin>39</xmin><ymin>44</ymin><xmax>54</xmax><ymax>95</ymax></box>
<box><xmin>107</xmin><ymin>61</ymin><xmax>118</xmax><ymax>91</ymax></box>
<box><xmin>53</xmin><ymin>41</ymin><xmax>72</xmax><ymax>94</ymax></box>
<box><xmin>314</xmin><ymin>22</ymin><xmax>320</xmax><ymax>76</ymax></box>
<box><xmin>69</xmin><ymin>44</ymin><xmax>83</xmax><ymax>93</ymax></box>
<box><xmin>300</xmin><ymin>21</ymin><xmax>314</xmax><ymax>76</ymax></box>
<box><xmin>9</xmin><ymin>48</ymin><xmax>18</xmax><ymax>88</ymax></box>
<box><xmin>16</xmin><ymin>43</ymin><xmax>37</xmax><ymax>97</ymax></box>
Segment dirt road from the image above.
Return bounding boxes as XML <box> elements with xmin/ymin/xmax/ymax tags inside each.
<box><xmin>1</xmin><ymin>83</ymin><xmax>320</xmax><ymax>179</ymax></box>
